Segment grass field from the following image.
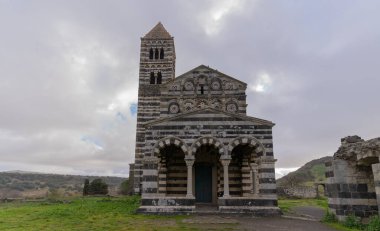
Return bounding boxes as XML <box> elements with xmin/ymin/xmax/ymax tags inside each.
<box><xmin>278</xmin><ymin>197</ymin><xmax>328</xmax><ymax>213</ymax></box>
<box><xmin>0</xmin><ymin>196</ymin><xmax>203</xmax><ymax>231</ymax></box>
<box><xmin>0</xmin><ymin>196</ymin><xmax>367</xmax><ymax>231</ymax></box>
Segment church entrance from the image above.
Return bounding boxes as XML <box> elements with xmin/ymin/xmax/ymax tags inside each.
<box><xmin>195</xmin><ymin>165</ymin><xmax>212</xmax><ymax>203</ymax></box>
<box><xmin>194</xmin><ymin>144</ymin><xmax>221</xmax><ymax>204</ymax></box>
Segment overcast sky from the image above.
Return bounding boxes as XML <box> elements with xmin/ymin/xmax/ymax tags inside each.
<box><xmin>0</xmin><ymin>0</ymin><xmax>379</xmax><ymax>177</ymax></box>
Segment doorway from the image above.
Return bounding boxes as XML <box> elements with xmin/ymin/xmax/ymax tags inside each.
<box><xmin>195</xmin><ymin>165</ymin><xmax>212</xmax><ymax>203</ymax></box>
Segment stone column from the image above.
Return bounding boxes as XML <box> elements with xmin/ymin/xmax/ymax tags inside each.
<box><xmin>371</xmin><ymin>162</ymin><xmax>380</xmax><ymax>214</ymax></box>
<box><xmin>185</xmin><ymin>155</ymin><xmax>195</xmax><ymax>198</ymax></box>
<box><xmin>221</xmin><ymin>156</ymin><xmax>231</xmax><ymax>198</ymax></box>
<box><xmin>250</xmin><ymin>163</ymin><xmax>259</xmax><ymax>194</ymax></box>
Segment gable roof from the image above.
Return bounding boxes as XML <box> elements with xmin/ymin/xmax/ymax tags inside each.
<box><xmin>163</xmin><ymin>64</ymin><xmax>247</xmax><ymax>86</ymax></box>
<box><xmin>143</xmin><ymin>22</ymin><xmax>172</xmax><ymax>39</ymax></box>
<box><xmin>144</xmin><ymin>107</ymin><xmax>274</xmax><ymax>127</ymax></box>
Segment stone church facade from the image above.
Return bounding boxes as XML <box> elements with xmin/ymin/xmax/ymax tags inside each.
<box><xmin>130</xmin><ymin>23</ymin><xmax>279</xmax><ymax>214</ymax></box>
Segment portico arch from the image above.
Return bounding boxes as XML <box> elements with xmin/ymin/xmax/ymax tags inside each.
<box><xmin>153</xmin><ymin>136</ymin><xmax>189</xmax><ymax>196</ymax></box>
<box><xmin>228</xmin><ymin>136</ymin><xmax>266</xmax><ymax>196</ymax></box>
<box><xmin>189</xmin><ymin>136</ymin><xmax>227</xmax><ymax>203</ymax></box>
<box><xmin>189</xmin><ymin>136</ymin><xmax>226</xmax><ymax>157</ymax></box>
<box><xmin>153</xmin><ymin>136</ymin><xmax>189</xmax><ymax>157</ymax></box>
<box><xmin>227</xmin><ymin>136</ymin><xmax>266</xmax><ymax>158</ymax></box>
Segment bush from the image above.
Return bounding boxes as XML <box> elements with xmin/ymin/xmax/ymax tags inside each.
<box><xmin>83</xmin><ymin>179</ymin><xmax>89</xmax><ymax>196</ymax></box>
<box><xmin>323</xmin><ymin>210</ymin><xmax>337</xmax><ymax>223</ymax></box>
<box><xmin>88</xmin><ymin>179</ymin><xmax>108</xmax><ymax>195</ymax></box>
<box><xmin>367</xmin><ymin>216</ymin><xmax>380</xmax><ymax>231</ymax></box>
<box><xmin>119</xmin><ymin>179</ymin><xmax>131</xmax><ymax>195</ymax></box>
<box><xmin>343</xmin><ymin>214</ymin><xmax>364</xmax><ymax>230</ymax></box>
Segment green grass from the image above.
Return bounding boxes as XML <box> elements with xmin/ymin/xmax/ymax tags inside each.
<box><xmin>0</xmin><ymin>196</ymin><xmax>200</xmax><ymax>231</ymax></box>
<box><xmin>5</xmin><ymin>197</ymin><xmax>370</xmax><ymax>231</ymax></box>
<box><xmin>278</xmin><ymin>198</ymin><xmax>363</xmax><ymax>231</ymax></box>
<box><xmin>325</xmin><ymin>222</ymin><xmax>361</xmax><ymax>231</ymax></box>
<box><xmin>278</xmin><ymin>198</ymin><xmax>328</xmax><ymax>213</ymax></box>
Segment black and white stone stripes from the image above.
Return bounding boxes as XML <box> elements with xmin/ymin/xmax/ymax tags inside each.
<box><xmin>131</xmin><ymin>23</ymin><xmax>279</xmax><ymax>215</ymax></box>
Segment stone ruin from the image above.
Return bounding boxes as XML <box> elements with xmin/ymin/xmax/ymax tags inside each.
<box><xmin>325</xmin><ymin>135</ymin><xmax>380</xmax><ymax>220</ymax></box>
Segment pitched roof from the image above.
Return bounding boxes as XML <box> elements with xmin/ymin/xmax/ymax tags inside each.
<box><xmin>143</xmin><ymin>107</ymin><xmax>275</xmax><ymax>127</ymax></box>
<box><xmin>143</xmin><ymin>22</ymin><xmax>172</xmax><ymax>39</ymax></box>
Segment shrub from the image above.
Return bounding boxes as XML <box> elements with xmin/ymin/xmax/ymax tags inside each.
<box><xmin>343</xmin><ymin>214</ymin><xmax>364</xmax><ymax>230</ymax></box>
<box><xmin>119</xmin><ymin>179</ymin><xmax>131</xmax><ymax>195</ymax></box>
<box><xmin>88</xmin><ymin>179</ymin><xmax>108</xmax><ymax>195</ymax></box>
<box><xmin>323</xmin><ymin>210</ymin><xmax>337</xmax><ymax>223</ymax></box>
<box><xmin>83</xmin><ymin>179</ymin><xmax>89</xmax><ymax>196</ymax></box>
<box><xmin>367</xmin><ymin>216</ymin><xmax>380</xmax><ymax>231</ymax></box>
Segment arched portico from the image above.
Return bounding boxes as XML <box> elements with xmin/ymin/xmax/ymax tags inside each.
<box><xmin>188</xmin><ymin>136</ymin><xmax>231</xmax><ymax>202</ymax></box>
<box><xmin>153</xmin><ymin>136</ymin><xmax>189</xmax><ymax>196</ymax></box>
<box><xmin>228</xmin><ymin>136</ymin><xmax>266</xmax><ymax>197</ymax></box>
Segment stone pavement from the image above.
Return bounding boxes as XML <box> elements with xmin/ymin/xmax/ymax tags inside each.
<box><xmin>181</xmin><ymin>206</ymin><xmax>337</xmax><ymax>230</ymax></box>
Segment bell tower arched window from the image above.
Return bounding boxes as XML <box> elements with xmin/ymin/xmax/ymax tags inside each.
<box><xmin>150</xmin><ymin>72</ymin><xmax>155</xmax><ymax>84</ymax></box>
<box><xmin>157</xmin><ymin>72</ymin><xmax>162</xmax><ymax>84</ymax></box>
<box><xmin>154</xmin><ymin>48</ymin><xmax>159</xmax><ymax>59</ymax></box>
<box><xmin>160</xmin><ymin>48</ymin><xmax>164</xmax><ymax>59</ymax></box>
<box><xmin>149</xmin><ymin>48</ymin><xmax>153</xmax><ymax>59</ymax></box>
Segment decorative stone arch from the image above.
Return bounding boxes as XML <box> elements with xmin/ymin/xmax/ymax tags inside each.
<box><xmin>189</xmin><ymin>136</ymin><xmax>226</xmax><ymax>157</ymax></box>
<box><xmin>153</xmin><ymin>136</ymin><xmax>188</xmax><ymax>157</ymax></box>
<box><xmin>227</xmin><ymin>136</ymin><xmax>266</xmax><ymax>158</ymax></box>
<box><xmin>153</xmin><ymin>136</ymin><xmax>189</xmax><ymax>196</ymax></box>
<box><xmin>228</xmin><ymin>136</ymin><xmax>267</xmax><ymax>196</ymax></box>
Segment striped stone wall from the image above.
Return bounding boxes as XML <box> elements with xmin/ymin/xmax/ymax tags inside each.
<box><xmin>140</xmin><ymin>109</ymin><xmax>277</xmax><ymax>199</ymax></box>
<box><xmin>325</xmin><ymin>159</ymin><xmax>378</xmax><ymax>220</ymax></box>
<box><xmin>325</xmin><ymin>136</ymin><xmax>380</xmax><ymax>220</ymax></box>
<box><xmin>134</xmin><ymin>34</ymin><xmax>176</xmax><ymax>193</ymax></box>
<box><xmin>134</xmin><ymin>24</ymin><xmax>279</xmax><ymax>215</ymax></box>
<box><xmin>166</xmin><ymin>149</ymin><xmax>187</xmax><ymax>196</ymax></box>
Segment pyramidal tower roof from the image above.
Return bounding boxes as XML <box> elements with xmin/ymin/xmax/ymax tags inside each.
<box><xmin>143</xmin><ymin>22</ymin><xmax>172</xmax><ymax>39</ymax></box>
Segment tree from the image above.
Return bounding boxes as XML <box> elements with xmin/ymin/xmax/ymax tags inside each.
<box><xmin>83</xmin><ymin>179</ymin><xmax>90</xmax><ymax>196</ymax></box>
<box><xmin>88</xmin><ymin>178</ymin><xmax>108</xmax><ymax>195</ymax></box>
<box><xmin>119</xmin><ymin>179</ymin><xmax>131</xmax><ymax>195</ymax></box>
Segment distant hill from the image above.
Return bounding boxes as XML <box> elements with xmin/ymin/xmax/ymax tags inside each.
<box><xmin>0</xmin><ymin>171</ymin><xmax>127</xmax><ymax>198</ymax></box>
<box><xmin>276</xmin><ymin>156</ymin><xmax>333</xmax><ymax>187</ymax></box>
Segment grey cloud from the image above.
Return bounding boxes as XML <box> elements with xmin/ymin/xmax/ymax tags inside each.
<box><xmin>0</xmin><ymin>0</ymin><xmax>379</xmax><ymax>176</ymax></box>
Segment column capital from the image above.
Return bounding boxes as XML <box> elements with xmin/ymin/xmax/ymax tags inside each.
<box><xmin>185</xmin><ymin>155</ymin><xmax>195</xmax><ymax>166</ymax></box>
<box><xmin>250</xmin><ymin>163</ymin><xmax>258</xmax><ymax>171</ymax></box>
<box><xmin>220</xmin><ymin>159</ymin><xmax>231</xmax><ymax>166</ymax></box>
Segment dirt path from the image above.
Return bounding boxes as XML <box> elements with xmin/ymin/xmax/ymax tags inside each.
<box><xmin>292</xmin><ymin>206</ymin><xmax>326</xmax><ymax>220</ymax></box>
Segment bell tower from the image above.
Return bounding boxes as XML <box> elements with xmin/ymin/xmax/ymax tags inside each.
<box><xmin>133</xmin><ymin>22</ymin><xmax>176</xmax><ymax>193</ymax></box>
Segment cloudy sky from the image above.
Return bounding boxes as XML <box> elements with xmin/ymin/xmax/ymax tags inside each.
<box><xmin>0</xmin><ymin>0</ymin><xmax>379</xmax><ymax>177</ymax></box>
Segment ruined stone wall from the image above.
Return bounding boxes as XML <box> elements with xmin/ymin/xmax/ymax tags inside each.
<box><xmin>325</xmin><ymin>136</ymin><xmax>380</xmax><ymax>220</ymax></box>
<box><xmin>277</xmin><ymin>186</ymin><xmax>317</xmax><ymax>198</ymax></box>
